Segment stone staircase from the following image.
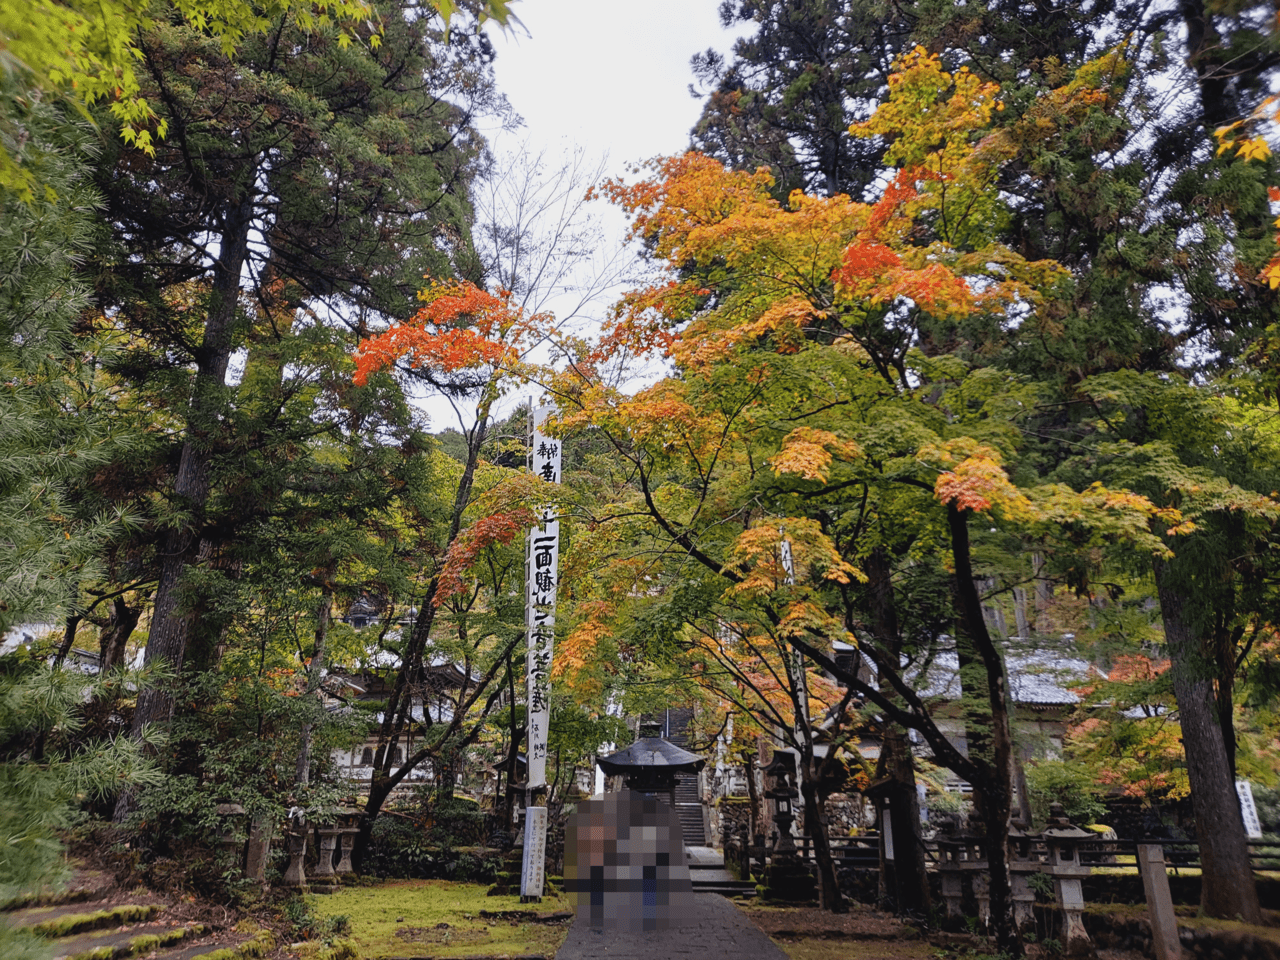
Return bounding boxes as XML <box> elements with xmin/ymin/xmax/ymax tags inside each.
<box><xmin>661</xmin><ymin>708</ymin><xmax>707</xmax><ymax>847</ymax></box>
<box><xmin>2</xmin><ymin>874</ymin><xmax>273</xmax><ymax>960</ymax></box>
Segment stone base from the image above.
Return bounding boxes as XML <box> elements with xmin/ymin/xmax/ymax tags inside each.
<box><xmin>763</xmin><ymin>862</ymin><xmax>817</xmax><ymax>903</ymax></box>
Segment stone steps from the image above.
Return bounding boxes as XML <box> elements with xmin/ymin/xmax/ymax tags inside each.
<box><xmin>2</xmin><ymin>883</ymin><xmax>274</xmax><ymax>960</ymax></box>
<box><xmin>50</xmin><ymin>920</ymin><xmax>211</xmax><ymax>960</ymax></box>
<box><xmin>11</xmin><ymin>903</ymin><xmax>162</xmax><ymax>937</ymax></box>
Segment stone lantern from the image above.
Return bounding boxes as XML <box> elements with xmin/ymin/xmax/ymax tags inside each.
<box><xmin>334</xmin><ymin>807</ymin><xmax>360</xmax><ymax>876</ymax></box>
<box><xmin>759</xmin><ymin>750</ymin><xmax>815</xmax><ymax>902</ymax></box>
<box><xmin>935</xmin><ymin>814</ymin><xmax>988</xmax><ymax>926</ymax></box>
<box><xmin>1041</xmin><ymin>802</ymin><xmax>1093</xmax><ymax>954</ymax></box>
<box><xmin>1007</xmin><ymin>817</ymin><xmax>1039</xmax><ymax>934</ymax></box>
<box><xmin>761</xmin><ymin>751</ymin><xmax>799</xmax><ymax>858</ymax></box>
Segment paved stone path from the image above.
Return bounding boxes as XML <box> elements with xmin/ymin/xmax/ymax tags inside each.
<box><xmin>553</xmin><ymin>892</ymin><xmax>787</xmax><ymax>960</ymax></box>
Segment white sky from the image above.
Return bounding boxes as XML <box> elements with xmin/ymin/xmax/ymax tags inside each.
<box><xmin>406</xmin><ymin>2</ymin><xmax>748</xmax><ymax>431</ymax></box>
<box><xmin>485</xmin><ymin>1</ymin><xmax>746</xmax><ymax>172</ymax></box>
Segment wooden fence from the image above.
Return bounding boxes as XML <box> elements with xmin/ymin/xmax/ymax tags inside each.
<box><xmin>730</xmin><ymin>832</ymin><xmax>1280</xmax><ymax>877</ymax></box>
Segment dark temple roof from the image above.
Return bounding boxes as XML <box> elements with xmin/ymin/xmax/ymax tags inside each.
<box><xmin>596</xmin><ymin>737</ymin><xmax>706</xmax><ymax>775</ymax></box>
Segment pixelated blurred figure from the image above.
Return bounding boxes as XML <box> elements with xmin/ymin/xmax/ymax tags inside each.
<box><xmin>564</xmin><ymin>790</ymin><xmax>695</xmax><ymax>930</ymax></box>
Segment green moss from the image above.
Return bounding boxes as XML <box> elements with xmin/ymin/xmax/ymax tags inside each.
<box><xmin>1175</xmin><ymin>915</ymin><xmax>1280</xmax><ymax>946</ymax></box>
<box><xmin>197</xmin><ymin>930</ymin><xmax>275</xmax><ymax>959</ymax></box>
<box><xmin>308</xmin><ymin>879</ymin><xmax>574</xmax><ymax>959</ymax></box>
<box><xmin>30</xmin><ymin>904</ymin><xmax>160</xmax><ymax>937</ymax></box>
<box><xmin>62</xmin><ymin>923</ymin><xmax>207</xmax><ymax>960</ymax></box>
<box><xmin>291</xmin><ymin>941</ymin><xmax>362</xmax><ymax>960</ymax></box>
<box><xmin>0</xmin><ymin>887</ymin><xmax>98</xmax><ymax>912</ymax></box>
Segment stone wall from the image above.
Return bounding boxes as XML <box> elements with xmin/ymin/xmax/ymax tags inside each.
<box><xmin>709</xmin><ymin>792</ymin><xmax>874</xmax><ymax>847</ymax></box>
<box><xmin>823</xmin><ymin>793</ymin><xmax>875</xmax><ymax>837</ymax></box>
<box><xmin>709</xmin><ymin>796</ymin><xmax>753</xmax><ymax>847</ymax></box>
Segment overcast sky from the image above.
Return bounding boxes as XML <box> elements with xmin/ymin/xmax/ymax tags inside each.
<box><xmin>402</xmin><ymin>2</ymin><xmax>749</xmax><ymax>427</ymax></box>
<box><xmin>486</xmin><ymin>1</ymin><xmax>746</xmax><ymax>171</ymax></box>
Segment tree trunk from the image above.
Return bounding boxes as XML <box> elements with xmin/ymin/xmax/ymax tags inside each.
<box><xmin>1153</xmin><ymin>558</ymin><xmax>1261</xmax><ymax>923</ymax></box>
<box><xmin>1012</xmin><ymin>586</ymin><xmax>1029</xmax><ymax>638</ymax></box>
<box><xmin>99</xmin><ymin>596</ymin><xmax>142</xmax><ymax>673</ymax></box>
<box><xmin>295</xmin><ymin>577</ymin><xmax>334</xmax><ymax>789</ymax></box>
<box><xmin>504</xmin><ymin>650</ymin><xmax>521</xmax><ymax>827</ymax></box>
<box><xmin>864</xmin><ymin>546</ymin><xmax>932</xmax><ymax>917</ymax></box>
<box><xmin>948</xmin><ymin>505</ymin><xmax>1020</xmax><ymax>955</ymax></box>
<box><xmin>878</xmin><ymin>726</ymin><xmax>931</xmax><ymax>918</ymax></box>
<box><xmin>799</xmin><ymin>749</ymin><xmax>845</xmax><ymax>913</ymax></box>
<box><xmin>114</xmin><ymin>195</ymin><xmax>254</xmax><ymax>824</ymax></box>
<box><xmin>744</xmin><ymin>752</ymin><xmax>763</xmax><ymax>841</ymax></box>
<box><xmin>54</xmin><ymin>613</ymin><xmax>81</xmax><ymax>667</ymax></box>
<box><xmin>976</xmin><ymin>772</ymin><xmax>1017</xmax><ymax>952</ymax></box>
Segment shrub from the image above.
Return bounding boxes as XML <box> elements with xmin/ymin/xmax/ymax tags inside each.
<box><xmin>1025</xmin><ymin>761</ymin><xmax>1107</xmax><ymax>827</ymax></box>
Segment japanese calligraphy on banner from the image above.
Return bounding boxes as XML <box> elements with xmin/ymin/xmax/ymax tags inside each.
<box><xmin>1238</xmin><ymin>780</ymin><xmax>1263</xmax><ymax>839</ymax></box>
<box><xmin>522</xmin><ymin>405</ymin><xmax>560</xmax><ymax>901</ymax></box>
<box><xmin>780</xmin><ymin>531</ymin><xmax>808</xmax><ymax>734</ymax></box>
<box><xmin>520</xmin><ymin>806</ymin><xmax>548</xmax><ymax>898</ymax></box>
<box><xmin>525</xmin><ymin>405</ymin><xmax>561</xmax><ymax>792</ymax></box>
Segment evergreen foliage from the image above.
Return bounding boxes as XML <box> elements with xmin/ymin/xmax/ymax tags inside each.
<box><xmin>0</xmin><ymin>77</ymin><xmax>137</xmax><ymax>636</ymax></box>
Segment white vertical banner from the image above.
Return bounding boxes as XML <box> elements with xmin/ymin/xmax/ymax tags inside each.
<box><xmin>780</xmin><ymin>530</ymin><xmax>808</xmax><ymax>734</ymax></box>
<box><xmin>520</xmin><ymin>806</ymin><xmax>548</xmax><ymax>897</ymax></box>
<box><xmin>1237</xmin><ymin>780</ymin><xmax>1263</xmax><ymax>839</ymax></box>
<box><xmin>522</xmin><ymin>404</ymin><xmax>561</xmax><ymax>899</ymax></box>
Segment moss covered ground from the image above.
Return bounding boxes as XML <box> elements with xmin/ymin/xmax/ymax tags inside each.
<box><xmin>305</xmin><ymin>880</ymin><xmax>573</xmax><ymax>959</ymax></box>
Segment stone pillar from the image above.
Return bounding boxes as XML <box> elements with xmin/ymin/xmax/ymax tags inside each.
<box><xmin>1137</xmin><ymin>844</ymin><xmax>1182</xmax><ymax>960</ymax></box>
<box><xmin>336</xmin><ymin>830</ymin><xmax>356</xmax><ymax>875</ymax></box>
<box><xmin>1008</xmin><ymin>821</ymin><xmax>1039</xmax><ymax>935</ymax></box>
<box><xmin>935</xmin><ymin>819</ymin><xmax>965</xmax><ymax>923</ymax></box>
<box><xmin>1054</xmin><ymin>870</ymin><xmax>1088</xmax><ymax>952</ymax></box>
<box><xmin>311</xmin><ymin>824</ymin><xmax>340</xmax><ymax>891</ymax></box>
<box><xmin>282</xmin><ymin>824</ymin><xmax>309</xmax><ymax>891</ymax></box>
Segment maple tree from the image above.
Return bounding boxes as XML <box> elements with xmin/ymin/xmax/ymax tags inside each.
<box><xmin>554</xmin><ymin>49</ymin><xmax>1187</xmax><ymax>947</ymax></box>
<box><xmin>348</xmin><ymin>278</ymin><xmax>564</xmax><ymax>854</ymax></box>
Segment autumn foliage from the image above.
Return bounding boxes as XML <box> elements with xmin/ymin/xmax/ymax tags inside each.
<box><xmin>353</xmin><ymin>281</ymin><xmax>549</xmax><ymax>385</ymax></box>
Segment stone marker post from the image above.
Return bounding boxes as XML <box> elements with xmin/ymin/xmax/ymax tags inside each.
<box><xmin>244</xmin><ymin>819</ymin><xmax>273</xmax><ymax>887</ymax></box>
<box><xmin>934</xmin><ymin>817</ymin><xmax>966</xmax><ymax>923</ymax></box>
<box><xmin>1137</xmin><ymin>843</ymin><xmax>1182</xmax><ymax>960</ymax></box>
<box><xmin>213</xmin><ymin>803</ymin><xmax>246</xmax><ymax>867</ymax></box>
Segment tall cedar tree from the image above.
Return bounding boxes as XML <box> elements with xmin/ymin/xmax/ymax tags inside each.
<box><xmin>690</xmin><ymin>0</ymin><xmax>911</xmax><ymax>198</ymax></box>
<box><xmin>92</xmin><ymin>2</ymin><xmax>504</xmax><ymax>820</ymax></box>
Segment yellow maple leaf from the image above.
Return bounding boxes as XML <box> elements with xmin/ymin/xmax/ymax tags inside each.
<box><xmin>1237</xmin><ymin>137</ymin><xmax>1273</xmax><ymax>163</ymax></box>
<box><xmin>768</xmin><ymin>428</ymin><xmax>863</xmax><ymax>482</ymax></box>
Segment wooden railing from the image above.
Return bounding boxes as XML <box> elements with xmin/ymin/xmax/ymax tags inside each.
<box><xmin>728</xmin><ymin>833</ymin><xmax>1280</xmax><ymax>878</ymax></box>
<box><xmin>1075</xmin><ymin>837</ymin><xmax>1280</xmax><ymax>872</ymax></box>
